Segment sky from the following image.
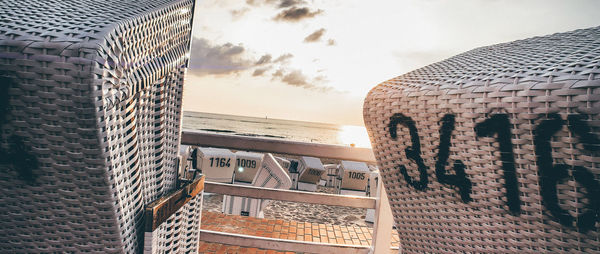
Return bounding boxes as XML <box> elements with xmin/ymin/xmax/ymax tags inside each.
<box><xmin>184</xmin><ymin>0</ymin><xmax>600</xmax><ymax>126</ymax></box>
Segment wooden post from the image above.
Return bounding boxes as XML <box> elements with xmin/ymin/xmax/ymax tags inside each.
<box><xmin>370</xmin><ymin>178</ymin><xmax>395</xmax><ymax>253</ymax></box>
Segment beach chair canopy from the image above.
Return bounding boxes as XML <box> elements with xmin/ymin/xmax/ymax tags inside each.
<box><xmin>0</xmin><ymin>0</ymin><xmax>198</xmax><ymax>253</ymax></box>
<box><xmin>340</xmin><ymin>161</ymin><xmax>370</xmax><ymax>192</ymax></box>
<box><xmin>234</xmin><ymin>151</ymin><xmax>264</xmax><ymax>183</ymax></box>
<box><xmin>364</xmin><ymin>27</ymin><xmax>600</xmax><ymax>253</ymax></box>
<box><xmin>297</xmin><ymin>156</ymin><xmax>326</xmax><ymax>184</ymax></box>
<box><xmin>196</xmin><ymin>147</ymin><xmax>236</xmax><ymax>183</ymax></box>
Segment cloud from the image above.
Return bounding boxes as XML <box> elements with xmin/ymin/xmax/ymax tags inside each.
<box><xmin>272</xmin><ymin>68</ymin><xmax>284</xmax><ymax>77</ymax></box>
<box><xmin>245</xmin><ymin>0</ymin><xmax>272</xmax><ymax>6</ymax></box>
<box><xmin>313</xmin><ymin>75</ymin><xmax>328</xmax><ymax>83</ymax></box>
<box><xmin>246</xmin><ymin>0</ymin><xmax>305</xmax><ymax>8</ymax></box>
<box><xmin>274</xmin><ymin>7</ymin><xmax>323</xmax><ymax>22</ymax></box>
<box><xmin>271</xmin><ymin>69</ymin><xmax>333</xmax><ymax>92</ymax></box>
<box><xmin>256</xmin><ymin>54</ymin><xmax>273</xmax><ymax>65</ymax></box>
<box><xmin>230</xmin><ymin>8</ymin><xmax>250</xmax><ymax>19</ymax></box>
<box><xmin>304</xmin><ymin>28</ymin><xmax>326</xmax><ymax>43</ymax></box>
<box><xmin>252</xmin><ymin>53</ymin><xmax>294</xmax><ymax>76</ymax></box>
<box><xmin>278</xmin><ymin>0</ymin><xmax>306</xmax><ymax>8</ymax></box>
<box><xmin>327</xmin><ymin>39</ymin><xmax>336</xmax><ymax>46</ymax></box>
<box><xmin>188</xmin><ymin>38</ymin><xmax>330</xmax><ymax>92</ymax></box>
<box><xmin>274</xmin><ymin>53</ymin><xmax>294</xmax><ymax>63</ymax></box>
<box><xmin>245</xmin><ymin>0</ymin><xmax>264</xmax><ymax>6</ymax></box>
<box><xmin>252</xmin><ymin>67</ymin><xmax>271</xmax><ymax>76</ymax></box>
<box><xmin>189</xmin><ymin>38</ymin><xmax>252</xmax><ymax>75</ymax></box>
<box><xmin>281</xmin><ymin>70</ymin><xmax>308</xmax><ymax>86</ymax></box>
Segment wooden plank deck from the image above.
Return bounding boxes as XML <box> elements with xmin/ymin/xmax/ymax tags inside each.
<box><xmin>198</xmin><ymin>212</ymin><xmax>400</xmax><ymax>253</ymax></box>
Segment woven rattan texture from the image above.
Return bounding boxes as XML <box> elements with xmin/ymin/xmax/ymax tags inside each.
<box><xmin>364</xmin><ymin>27</ymin><xmax>600</xmax><ymax>253</ymax></box>
<box><xmin>145</xmin><ymin>193</ymin><xmax>202</xmax><ymax>253</ymax></box>
<box><xmin>0</xmin><ymin>0</ymin><xmax>195</xmax><ymax>253</ymax></box>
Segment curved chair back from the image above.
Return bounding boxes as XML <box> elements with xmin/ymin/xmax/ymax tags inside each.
<box><xmin>364</xmin><ymin>27</ymin><xmax>600</xmax><ymax>253</ymax></box>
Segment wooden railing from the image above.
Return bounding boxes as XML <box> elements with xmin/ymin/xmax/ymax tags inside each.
<box><xmin>181</xmin><ymin>130</ymin><xmax>376</xmax><ymax>163</ymax></box>
<box><xmin>181</xmin><ymin>130</ymin><xmax>396</xmax><ymax>254</ymax></box>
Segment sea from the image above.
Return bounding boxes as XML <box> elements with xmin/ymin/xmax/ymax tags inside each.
<box><xmin>182</xmin><ymin>111</ymin><xmax>372</xmax><ymax>148</ymax></box>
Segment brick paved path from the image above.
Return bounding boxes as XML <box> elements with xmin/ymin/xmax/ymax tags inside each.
<box><xmin>198</xmin><ymin>212</ymin><xmax>400</xmax><ymax>253</ymax></box>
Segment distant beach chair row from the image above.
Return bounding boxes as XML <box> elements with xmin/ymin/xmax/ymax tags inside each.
<box><xmin>181</xmin><ymin>145</ymin><xmax>380</xmax><ymax>220</ymax></box>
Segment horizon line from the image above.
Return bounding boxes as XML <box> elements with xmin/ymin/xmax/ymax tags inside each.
<box><xmin>182</xmin><ymin>110</ymin><xmax>365</xmax><ymax>127</ymax></box>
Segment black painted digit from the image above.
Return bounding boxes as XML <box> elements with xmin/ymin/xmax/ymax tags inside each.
<box><xmin>0</xmin><ymin>77</ymin><xmax>39</xmax><ymax>183</ymax></box>
<box><xmin>567</xmin><ymin>114</ymin><xmax>600</xmax><ymax>152</ymax></box>
<box><xmin>8</xmin><ymin>136</ymin><xmax>38</xmax><ymax>183</ymax></box>
<box><xmin>435</xmin><ymin>114</ymin><xmax>472</xmax><ymax>203</ymax></box>
<box><xmin>535</xmin><ymin>113</ymin><xmax>600</xmax><ymax>231</ymax></box>
<box><xmin>389</xmin><ymin>113</ymin><xmax>428</xmax><ymax>190</ymax></box>
<box><xmin>572</xmin><ymin>166</ymin><xmax>600</xmax><ymax>232</ymax></box>
<box><xmin>475</xmin><ymin>114</ymin><xmax>520</xmax><ymax>213</ymax></box>
<box><xmin>565</xmin><ymin>115</ymin><xmax>599</xmax><ymax>230</ymax></box>
<box><xmin>534</xmin><ymin>114</ymin><xmax>572</xmax><ymax>226</ymax></box>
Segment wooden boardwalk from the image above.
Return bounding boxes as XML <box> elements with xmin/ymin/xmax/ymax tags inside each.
<box><xmin>198</xmin><ymin>211</ymin><xmax>400</xmax><ymax>253</ymax></box>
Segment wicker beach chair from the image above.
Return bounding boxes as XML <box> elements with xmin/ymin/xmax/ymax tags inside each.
<box><xmin>223</xmin><ymin>153</ymin><xmax>292</xmax><ymax>218</ymax></box>
<box><xmin>179</xmin><ymin>145</ymin><xmax>195</xmax><ymax>179</ymax></box>
<box><xmin>365</xmin><ymin>170</ymin><xmax>380</xmax><ymax>223</ymax></box>
<box><xmin>275</xmin><ymin>156</ymin><xmax>292</xmax><ymax>171</ymax></box>
<box><xmin>221</xmin><ymin>151</ymin><xmax>264</xmax><ymax>216</ymax></box>
<box><xmin>364</xmin><ymin>27</ymin><xmax>600</xmax><ymax>253</ymax></box>
<box><xmin>339</xmin><ymin>160</ymin><xmax>370</xmax><ymax>196</ymax></box>
<box><xmin>323</xmin><ymin>163</ymin><xmax>340</xmax><ymax>188</ymax></box>
<box><xmin>0</xmin><ymin>1</ymin><xmax>199</xmax><ymax>253</ymax></box>
<box><xmin>296</xmin><ymin>156</ymin><xmax>326</xmax><ymax>191</ymax></box>
<box><xmin>252</xmin><ymin>153</ymin><xmax>293</xmax><ymax>217</ymax></box>
<box><xmin>233</xmin><ymin>151</ymin><xmax>264</xmax><ymax>183</ymax></box>
<box><xmin>195</xmin><ymin>147</ymin><xmax>236</xmax><ymax>183</ymax></box>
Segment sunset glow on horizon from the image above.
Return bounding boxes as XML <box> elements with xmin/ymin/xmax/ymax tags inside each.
<box><xmin>184</xmin><ymin>0</ymin><xmax>600</xmax><ymax>125</ymax></box>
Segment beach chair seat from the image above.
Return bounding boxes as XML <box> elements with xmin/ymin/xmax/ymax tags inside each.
<box><xmin>296</xmin><ymin>156</ymin><xmax>326</xmax><ymax>191</ymax></box>
<box><xmin>196</xmin><ymin>147</ymin><xmax>236</xmax><ymax>183</ymax></box>
<box><xmin>363</xmin><ymin>27</ymin><xmax>600</xmax><ymax>252</ymax></box>
<box><xmin>222</xmin><ymin>182</ymin><xmax>260</xmax><ymax>217</ymax></box>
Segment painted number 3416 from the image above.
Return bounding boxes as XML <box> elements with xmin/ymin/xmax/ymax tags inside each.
<box><xmin>388</xmin><ymin>112</ymin><xmax>600</xmax><ymax>232</ymax></box>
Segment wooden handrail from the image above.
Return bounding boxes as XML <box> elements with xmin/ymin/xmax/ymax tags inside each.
<box><xmin>204</xmin><ymin>181</ymin><xmax>376</xmax><ymax>209</ymax></box>
<box><xmin>181</xmin><ymin>130</ymin><xmax>376</xmax><ymax>163</ymax></box>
